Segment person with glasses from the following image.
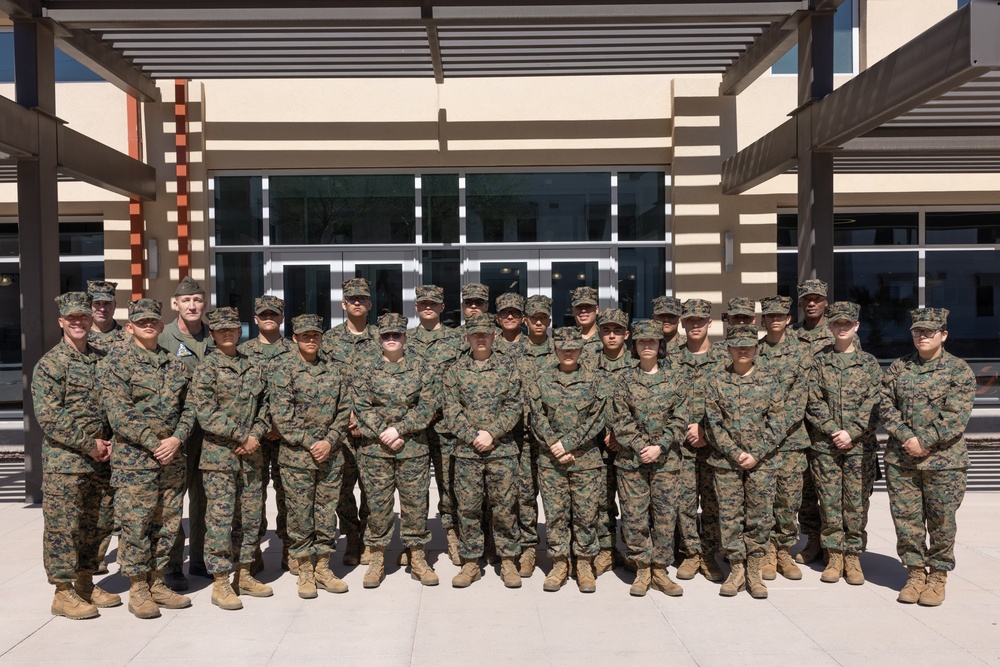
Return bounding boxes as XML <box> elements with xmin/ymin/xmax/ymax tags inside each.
<box><xmin>880</xmin><ymin>308</ymin><xmax>976</xmax><ymax>607</ymax></box>
<box><xmin>494</xmin><ymin>292</ymin><xmax>526</xmax><ymax>354</ymax></box>
<box><xmin>352</xmin><ymin>313</ymin><xmax>438</xmax><ymax>588</ymax></box>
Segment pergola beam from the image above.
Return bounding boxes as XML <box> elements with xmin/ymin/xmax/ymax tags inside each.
<box><xmin>55</xmin><ymin>29</ymin><xmax>160</xmax><ymax>102</ymax></box>
<box><xmin>721</xmin><ymin>117</ymin><xmax>796</xmax><ymax>194</ymax></box>
<box><xmin>840</xmin><ymin>134</ymin><xmax>1000</xmax><ymax>155</ymax></box>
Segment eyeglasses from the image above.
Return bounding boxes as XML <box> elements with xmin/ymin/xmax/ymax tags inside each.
<box><xmin>345</xmin><ymin>296</ymin><xmax>370</xmax><ymax>305</ymax></box>
<box><xmin>462</xmin><ymin>299</ymin><xmax>487</xmax><ymax>307</ymax></box>
<box><xmin>380</xmin><ymin>332</ymin><xmax>403</xmax><ymax>341</ymax></box>
<box><xmin>911</xmin><ymin>328</ymin><xmax>942</xmax><ymax>339</ymax></box>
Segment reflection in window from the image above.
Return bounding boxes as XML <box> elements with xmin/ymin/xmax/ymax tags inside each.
<box><xmin>833</xmin><ymin>252</ymin><xmax>918</xmax><ymax>360</ymax></box>
<box><xmin>618</xmin><ymin>172</ymin><xmax>666</xmax><ymax>241</ymax></box>
<box><xmin>772</xmin><ymin>0</ymin><xmax>855</xmax><ymax>74</ymax></box>
<box><xmin>422</xmin><ymin>250</ymin><xmax>461</xmax><ymax>327</ymax></box>
<box><xmin>216</xmin><ymin>252</ymin><xmax>264</xmax><ymax>340</ymax></box>
<box><xmin>926</xmin><ymin>212</ymin><xmax>1000</xmax><ymax>245</ymax></box>
<box><xmin>466</xmin><ymin>173</ymin><xmax>611</xmax><ymax>243</ymax></box>
<box><xmin>422</xmin><ymin>174</ymin><xmax>459</xmax><ymax>244</ymax></box>
<box><xmin>480</xmin><ymin>263</ymin><xmax>528</xmax><ymax>314</ymax></box>
<box><xmin>925</xmin><ymin>251</ymin><xmax>1000</xmax><ymax>360</ymax></box>
<box><xmin>270</xmin><ymin>175</ymin><xmax>415</xmax><ymax>245</ymax></box>
<box><xmin>618</xmin><ymin>248</ymin><xmax>665</xmax><ymax>320</ymax></box>
<box><xmin>215</xmin><ymin>177</ymin><xmax>263</xmax><ymax>246</ymax></box>
<box><xmin>777</xmin><ymin>212</ymin><xmax>918</xmax><ymax>247</ymax></box>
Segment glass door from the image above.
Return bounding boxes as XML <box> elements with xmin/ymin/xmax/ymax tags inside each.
<box><xmin>465</xmin><ymin>251</ymin><xmax>541</xmax><ymax>307</ymax></box>
<box><xmin>342</xmin><ymin>251</ymin><xmax>416</xmax><ymax>326</ymax></box>
<box><xmin>540</xmin><ymin>249</ymin><xmax>613</xmax><ymax>327</ymax></box>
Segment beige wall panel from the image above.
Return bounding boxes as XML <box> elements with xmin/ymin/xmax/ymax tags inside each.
<box><xmin>864</xmin><ymin>0</ymin><xmax>953</xmax><ymax>66</ymax></box>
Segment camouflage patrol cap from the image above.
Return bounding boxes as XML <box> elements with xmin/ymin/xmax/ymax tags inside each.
<box><xmin>727</xmin><ymin>297</ymin><xmax>756</xmax><ymax>318</ymax></box>
<box><xmin>726</xmin><ymin>323</ymin><xmax>759</xmax><ymax>347</ymax></box>
<box><xmin>86</xmin><ymin>280</ymin><xmax>117</xmax><ymax>302</ymax></box>
<box><xmin>461</xmin><ymin>283</ymin><xmax>489</xmax><ymax>302</ymax></box>
<box><xmin>631</xmin><ymin>319</ymin><xmax>663</xmax><ymax>341</ymax></box>
<box><xmin>910</xmin><ymin>307</ymin><xmax>949</xmax><ymax>330</ymax></box>
<box><xmin>174</xmin><ymin>275</ymin><xmax>205</xmax><ymax>296</ymax></box>
<box><xmin>797</xmin><ymin>278</ymin><xmax>828</xmax><ymax>299</ymax></box>
<box><xmin>495</xmin><ymin>292</ymin><xmax>525</xmax><ymax>314</ymax></box>
<box><xmin>254</xmin><ymin>295</ymin><xmax>284</xmax><ymax>315</ymax></box>
<box><xmin>377</xmin><ymin>312</ymin><xmax>408</xmax><ymax>334</ymax></box>
<box><xmin>681</xmin><ymin>298</ymin><xmax>712</xmax><ymax>319</ymax></box>
<box><xmin>206</xmin><ymin>307</ymin><xmax>241</xmax><ymax>331</ymax></box>
<box><xmin>465</xmin><ymin>312</ymin><xmax>496</xmax><ymax>335</ymax></box>
<box><xmin>525</xmin><ymin>294</ymin><xmax>552</xmax><ymax>317</ymax></box>
<box><xmin>415</xmin><ymin>284</ymin><xmax>444</xmax><ymax>304</ymax></box>
<box><xmin>570</xmin><ymin>286</ymin><xmax>598</xmax><ymax>306</ymax></box>
<box><xmin>551</xmin><ymin>326</ymin><xmax>585</xmax><ymax>350</ymax></box>
<box><xmin>128</xmin><ymin>298</ymin><xmax>162</xmax><ymax>322</ymax></box>
<box><xmin>292</xmin><ymin>314</ymin><xmax>323</xmax><ymax>335</ymax></box>
<box><xmin>597</xmin><ymin>308</ymin><xmax>628</xmax><ymax>329</ymax></box>
<box><xmin>826</xmin><ymin>301</ymin><xmax>861</xmax><ymax>323</ymax></box>
<box><xmin>56</xmin><ymin>292</ymin><xmax>92</xmax><ymax>317</ymax></box>
<box><xmin>760</xmin><ymin>295</ymin><xmax>792</xmax><ymax>315</ymax></box>
<box><xmin>342</xmin><ymin>277</ymin><xmax>371</xmax><ymax>298</ymax></box>
<box><xmin>652</xmin><ymin>295</ymin><xmax>682</xmax><ymax>316</ymax></box>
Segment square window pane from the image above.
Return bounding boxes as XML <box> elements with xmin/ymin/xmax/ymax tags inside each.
<box><xmin>833</xmin><ymin>212</ymin><xmax>917</xmax><ymax>246</ymax></box>
<box><xmin>356</xmin><ymin>264</ymin><xmax>403</xmax><ymax>325</ymax></box>
<box><xmin>216</xmin><ymin>252</ymin><xmax>264</xmax><ymax>340</ymax></box>
<box><xmin>618</xmin><ymin>247</ymin><xmax>665</xmax><ymax>320</ymax></box>
<box><xmin>270</xmin><ymin>175</ymin><xmax>415</xmax><ymax>245</ymax></box>
<box><xmin>926</xmin><ymin>211</ymin><xmax>1000</xmax><ymax>245</ymax></box>
<box><xmin>214</xmin><ymin>176</ymin><xmax>263</xmax><ymax>246</ymax></box>
<box><xmin>618</xmin><ymin>172</ymin><xmax>666</xmax><ymax>241</ymax></box>
<box><xmin>926</xmin><ymin>250</ymin><xmax>1000</xmax><ymax>360</ymax></box>
<box><xmin>59</xmin><ymin>222</ymin><xmax>104</xmax><ymax>255</ymax></box>
<box><xmin>466</xmin><ymin>173</ymin><xmax>611</xmax><ymax>243</ymax></box>
<box><xmin>422</xmin><ymin>174</ymin><xmax>459</xmax><ymax>244</ymax></box>
<box><xmin>422</xmin><ymin>249</ymin><xmax>461</xmax><ymax>327</ymax></box>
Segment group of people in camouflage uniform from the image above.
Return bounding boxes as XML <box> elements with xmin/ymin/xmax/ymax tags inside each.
<box><xmin>33</xmin><ymin>272</ymin><xmax>976</xmax><ymax>619</ymax></box>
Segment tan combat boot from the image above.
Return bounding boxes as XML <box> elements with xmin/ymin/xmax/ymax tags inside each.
<box><xmin>544</xmin><ymin>557</ymin><xmax>569</xmax><ymax>592</ymax></box>
<box><xmin>919</xmin><ymin>569</ymin><xmax>947</xmax><ymax>606</ymax></box>
<box><xmin>761</xmin><ymin>542</ymin><xmax>777</xmax><ymax>581</ymax></box>
<box><xmin>719</xmin><ymin>562</ymin><xmax>746</xmax><ymax>597</ymax></box>
<box><xmin>746</xmin><ymin>555</ymin><xmax>768</xmax><ymax>599</ymax></box>
<box><xmin>236</xmin><ymin>563</ymin><xmax>274</xmax><ymax>597</ymax></box>
<box><xmin>360</xmin><ymin>545</ymin><xmax>373</xmax><ymax>566</ymax></box>
<box><xmin>362</xmin><ymin>547</ymin><xmax>385</xmax><ymax>589</ymax></box>
<box><xmin>897</xmin><ymin>566</ymin><xmax>926</xmax><ymax>604</ymax></box>
<box><xmin>211</xmin><ymin>573</ymin><xmax>242</xmax><ymax>611</ymax></box>
<box><xmin>446</xmin><ymin>527</ymin><xmax>462</xmax><ymax>566</ymax></box>
<box><xmin>651</xmin><ymin>566</ymin><xmax>684</xmax><ymax>597</ymax></box>
<box><xmin>776</xmin><ymin>547</ymin><xmax>803</xmax><ymax>580</ymax></box>
<box><xmin>519</xmin><ymin>546</ymin><xmax>536</xmax><ymax>578</ymax></box>
<box><xmin>794</xmin><ymin>535</ymin><xmax>823</xmax><ymax>564</ymax></box>
<box><xmin>296</xmin><ymin>556</ymin><xmax>318</xmax><ymax>599</ymax></box>
<box><xmin>501</xmin><ymin>557</ymin><xmax>522</xmax><ymax>589</ymax></box>
<box><xmin>127</xmin><ymin>574</ymin><xmax>160</xmax><ymax>619</ymax></box>
<box><xmin>409</xmin><ymin>546</ymin><xmax>439</xmax><ymax>586</ymax></box>
<box><xmin>821</xmin><ymin>550</ymin><xmax>844</xmax><ymax>584</ymax></box>
<box><xmin>700</xmin><ymin>552</ymin><xmax>725</xmax><ymax>582</ymax></box>
<box><xmin>576</xmin><ymin>557</ymin><xmax>596</xmax><ymax>593</ymax></box>
<box><xmin>675</xmin><ymin>554</ymin><xmax>701</xmax><ymax>580</ymax></box>
<box><xmin>397</xmin><ymin>548</ymin><xmax>409</xmax><ymax>566</ymax></box>
<box><xmin>844</xmin><ymin>552</ymin><xmax>865</xmax><ymax>586</ymax></box>
<box><xmin>74</xmin><ymin>573</ymin><xmax>122</xmax><ymax>608</ymax></box>
<box><xmin>149</xmin><ymin>571</ymin><xmax>192</xmax><ymax>609</ymax></box>
<box><xmin>593</xmin><ymin>548</ymin><xmax>614</xmax><ymax>577</ymax></box>
<box><xmin>315</xmin><ymin>553</ymin><xmax>349</xmax><ymax>593</ymax></box>
<box><xmin>451</xmin><ymin>560</ymin><xmax>482</xmax><ymax>588</ymax></box>
<box><xmin>343</xmin><ymin>532</ymin><xmax>362</xmax><ymax>566</ymax></box>
<box><xmin>629</xmin><ymin>563</ymin><xmax>651</xmax><ymax>597</ymax></box>
<box><xmin>52</xmin><ymin>582</ymin><xmax>99</xmax><ymax>620</ymax></box>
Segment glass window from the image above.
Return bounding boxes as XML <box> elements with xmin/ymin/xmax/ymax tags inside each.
<box><xmin>618</xmin><ymin>247</ymin><xmax>665</xmax><ymax>321</ymax></box>
<box><xmin>214</xmin><ymin>176</ymin><xmax>263</xmax><ymax>246</ymax></box>
<box><xmin>466</xmin><ymin>173</ymin><xmax>611</xmax><ymax>243</ymax></box>
<box><xmin>480</xmin><ymin>262</ymin><xmax>528</xmax><ymax>313</ymax></box>
<box><xmin>926</xmin><ymin>211</ymin><xmax>1000</xmax><ymax>245</ymax></box>
<box><xmin>772</xmin><ymin>1</ymin><xmax>855</xmax><ymax>75</ymax></box>
<box><xmin>0</xmin><ymin>224</ymin><xmax>19</xmax><ymax>257</ymax></box>
<box><xmin>777</xmin><ymin>215</ymin><xmax>797</xmax><ymax>249</ymax></box>
<box><xmin>422</xmin><ymin>249</ymin><xmax>461</xmax><ymax>327</ymax></box>
<box><xmin>551</xmin><ymin>261</ymin><xmax>600</xmax><ymax>327</ymax></box>
<box><xmin>422</xmin><ymin>174</ymin><xmax>459</xmax><ymax>244</ymax></box>
<box><xmin>0</xmin><ymin>30</ymin><xmax>104</xmax><ymax>83</ymax></box>
<box><xmin>282</xmin><ymin>264</ymin><xmax>331</xmax><ymax>334</ymax></box>
<box><xmin>270</xmin><ymin>175</ymin><xmax>415</xmax><ymax>245</ymax></box>
<box><xmin>59</xmin><ymin>261</ymin><xmax>105</xmax><ymax>294</ymax></box>
<box><xmin>925</xmin><ymin>250</ymin><xmax>1000</xmax><ymax>360</ymax></box>
<box><xmin>59</xmin><ymin>222</ymin><xmax>104</xmax><ymax>255</ymax></box>
<box><xmin>356</xmin><ymin>264</ymin><xmax>403</xmax><ymax>325</ymax></box>
<box><xmin>777</xmin><ymin>252</ymin><xmax>800</xmax><ymax>318</ymax></box>
<box><xmin>216</xmin><ymin>252</ymin><xmax>264</xmax><ymax>340</ymax></box>
<box><xmin>833</xmin><ymin>212</ymin><xmax>918</xmax><ymax>246</ymax></box>
<box><xmin>0</xmin><ymin>259</ymin><xmax>20</xmax><ymax>404</ymax></box>
<box><xmin>618</xmin><ymin>172</ymin><xmax>666</xmax><ymax>241</ymax></box>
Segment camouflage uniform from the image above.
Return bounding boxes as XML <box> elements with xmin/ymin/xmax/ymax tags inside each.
<box><xmin>33</xmin><ymin>294</ymin><xmax>115</xmax><ymax>587</ymax></box>
<box><xmin>101</xmin><ymin>301</ymin><xmax>195</xmax><ymax>579</ymax></box>
<box><xmin>880</xmin><ymin>309</ymin><xmax>976</xmax><ymax>572</ymax></box>
<box><xmin>269</xmin><ymin>316</ymin><xmax>352</xmax><ymax>559</ymax></box>
<box><xmin>571</xmin><ymin>286</ymin><xmax>603</xmax><ymax>369</ymax></box>
<box><xmin>87</xmin><ymin>280</ymin><xmax>127</xmax><ymax>356</ymax></box>
<box><xmin>442</xmin><ymin>314</ymin><xmax>523</xmax><ymax>560</ymax></box>
<box><xmin>189</xmin><ymin>307</ymin><xmax>270</xmax><ymax>576</ymax></box>
<box><xmin>529</xmin><ymin>328</ymin><xmax>607</xmax><ymax>559</ymax></box>
<box><xmin>805</xmin><ymin>303</ymin><xmax>881</xmax><ymax>555</ymax></box>
<box><xmin>352</xmin><ymin>314</ymin><xmax>438</xmax><ymax>550</ymax></box>
<box><xmin>653</xmin><ymin>296</ymin><xmax>686</xmax><ymax>364</ymax></box>
<box><xmin>611</xmin><ymin>321</ymin><xmax>688</xmax><ymax>568</ymax></box>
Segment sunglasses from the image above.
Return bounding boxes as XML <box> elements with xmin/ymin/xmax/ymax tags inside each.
<box><xmin>380</xmin><ymin>332</ymin><xmax>404</xmax><ymax>341</ymax></box>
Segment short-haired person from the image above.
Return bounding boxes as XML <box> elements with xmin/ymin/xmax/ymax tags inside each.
<box><xmin>652</xmin><ymin>296</ymin><xmax>685</xmax><ymax>361</ymax></box>
<box><xmin>87</xmin><ymin>280</ymin><xmax>126</xmax><ymax>355</ymax></box>
<box><xmin>570</xmin><ymin>286</ymin><xmax>602</xmax><ymax>368</ymax></box>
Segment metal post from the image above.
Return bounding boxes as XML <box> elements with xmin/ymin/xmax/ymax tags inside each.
<box><xmin>14</xmin><ymin>18</ymin><xmax>61</xmax><ymax>504</ymax></box>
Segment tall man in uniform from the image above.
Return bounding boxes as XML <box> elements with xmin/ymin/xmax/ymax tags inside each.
<box><xmin>571</xmin><ymin>286</ymin><xmax>602</xmax><ymax>368</ymax></box>
<box><xmin>87</xmin><ymin>280</ymin><xmax>126</xmax><ymax>355</ymax></box>
<box><xmin>162</xmin><ymin>276</ymin><xmax>216</xmax><ymax>590</ymax></box>
<box><xmin>652</xmin><ymin>295</ymin><xmax>685</xmax><ymax>360</ymax></box>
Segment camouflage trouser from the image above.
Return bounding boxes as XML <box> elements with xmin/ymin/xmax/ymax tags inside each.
<box><xmin>337</xmin><ymin>438</ymin><xmax>369</xmax><ymax>540</ymax></box>
<box><xmin>618</xmin><ymin>466</ymin><xmax>680</xmax><ymax>568</ymax></box>
<box><xmin>258</xmin><ymin>438</ymin><xmax>287</xmax><ymax>543</ymax></box>
<box><xmin>516</xmin><ymin>430</ymin><xmax>540</xmax><ymax>549</ymax></box>
<box><xmin>429</xmin><ymin>426</ymin><xmax>457</xmax><ymax>530</ymax></box>
<box><xmin>358</xmin><ymin>454</ymin><xmax>431</xmax><ymax>548</ymax></box>
<box><xmin>112</xmin><ymin>460</ymin><xmax>186</xmax><ymax>578</ymax></box>
<box><xmin>537</xmin><ymin>465</ymin><xmax>601</xmax><ymax>559</ymax></box>
<box><xmin>282</xmin><ymin>453</ymin><xmax>344</xmax><ymax>558</ymax></box>
<box><xmin>861</xmin><ymin>448</ymin><xmax>880</xmax><ymax>550</ymax></box>
<box><xmin>798</xmin><ymin>449</ymin><xmax>822</xmax><ymax>539</ymax></box>
<box><xmin>167</xmin><ymin>428</ymin><xmax>206</xmax><ymax>573</ymax></box>
<box><xmin>454</xmin><ymin>455</ymin><xmax>521</xmax><ymax>560</ymax></box>
<box><xmin>42</xmin><ymin>471</ymin><xmax>115</xmax><ymax>584</ymax></box>
<box><xmin>714</xmin><ymin>461</ymin><xmax>776</xmax><ymax>562</ymax></box>
<box><xmin>203</xmin><ymin>452</ymin><xmax>264</xmax><ymax>575</ymax></box>
<box><xmin>676</xmin><ymin>448</ymin><xmax>721</xmax><ymax>557</ymax></box>
<box><xmin>597</xmin><ymin>441</ymin><xmax>618</xmax><ymax>550</ymax></box>
<box><xmin>886</xmin><ymin>464</ymin><xmax>966</xmax><ymax>571</ymax></box>
<box><xmin>771</xmin><ymin>449</ymin><xmax>808</xmax><ymax>548</ymax></box>
<box><xmin>810</xmin><ymin>450</ymin><xmax>864</xmax><ymax>553</ymax></box>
